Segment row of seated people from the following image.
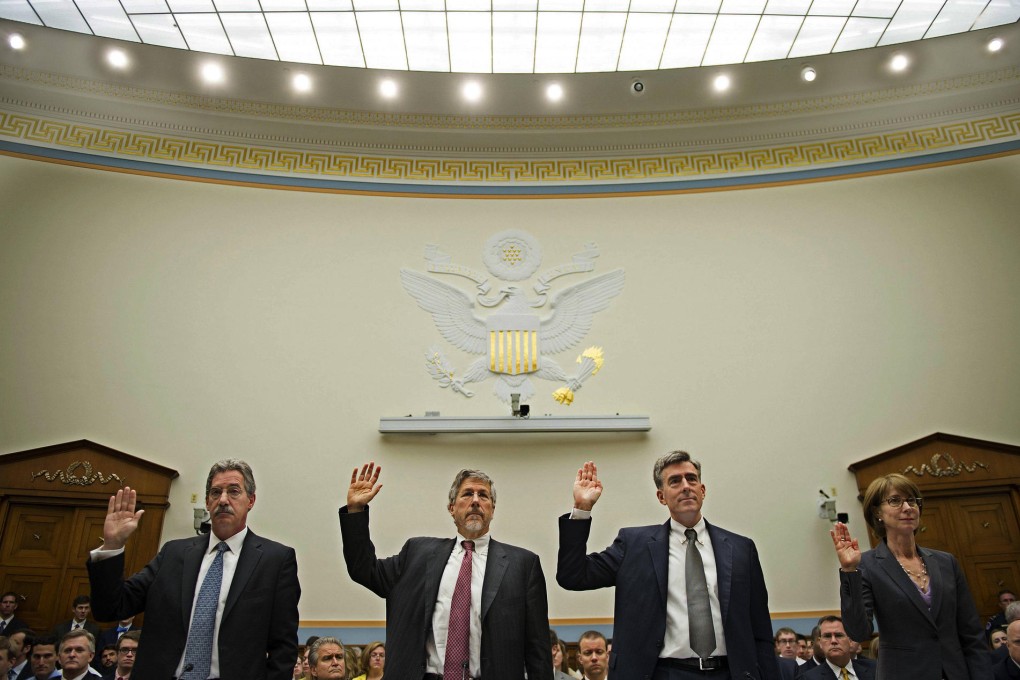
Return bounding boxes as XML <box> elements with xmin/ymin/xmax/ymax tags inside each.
<box><xmin>0</xmin><ymin>629</ymin><xmax>138</xmax><ymax>680</ymax></box>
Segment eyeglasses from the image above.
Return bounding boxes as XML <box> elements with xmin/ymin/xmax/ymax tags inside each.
<box><xmin>118</xmin><ymin>648</ymin><xmax>137</xmax><ymax>655</ymax></box>
<box><xmin>207</xmin><ymin>485</ymin><xmax>245</xmax><ymax>501</ymax></box>
<box><xmin>776</xmin><ymin>639</ymin><xmax>797</xmax><ymax>646</ymax></box>
<box><xmin>882</xmin><ymin>496</ymin><xmax>922</xmax><ymax>508</ymax></box>
<box><xmin>369</xmin><ymin>652</ymin><xmax>385</xmax><ymax>659</ymax></box>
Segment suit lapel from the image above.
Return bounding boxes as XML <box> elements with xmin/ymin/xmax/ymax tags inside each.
<box><xmin>223</xmin><ymin>530</ymin><xmax>261</xmax><ymax>621</ymax></box>
<box><xmin>706</xmin><ymin>522</ymin><xmax>732</xmax><ymax>622</ymax></box>
<box><xmin>181</xmin><ymin>536</ymin><xmax>207</xmax><ymax>628</ymax></box>
<box><xmin>423</xmin><ymin>539</ymin><xmax>456</xmax><ymax>632</ymax></box>
<box><xmin>481</xmin><ymin>540</ymin><xmax>509</xmax><ymax>621</ymax></box>
<box><xmin>649</xmin><ymin>520</ymin><xmax>670</xmax><ymax>605</ymax></box>
<box><xmin>873</xmin><ymin>542</ymin><xmax>935</xmax><ymax>627</ymax></box>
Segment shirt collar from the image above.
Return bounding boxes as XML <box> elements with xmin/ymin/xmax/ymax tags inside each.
<box><xmin>824</xmin><ymin>658</ymin><xmax>855</xmax><ymax>677</ymax></box>
<box><xmin>455</xmin><ymin>532</ymin><xmax>490</xmax><ymax>553</ymax></box>
<box><xmin>208</xmin><ymin>526</ymin><xmax>248</xmax><ymax>554</ymax></box>
<box><xmin>671</xmin><ymin>516</ymin><xmax>707</xmax><ymax>541</ymax></box>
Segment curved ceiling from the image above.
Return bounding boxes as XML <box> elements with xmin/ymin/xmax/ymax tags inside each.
<box><xmin>1</xmin><ymin>0</ymin><xmax>1017</xmax><ymax>73</ymax></box>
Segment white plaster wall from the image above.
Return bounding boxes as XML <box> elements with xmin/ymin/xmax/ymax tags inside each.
<box><xmin>1</xmin><ymin>154</ymin><xmax>1019</xmax><ymax>624</ymax></box>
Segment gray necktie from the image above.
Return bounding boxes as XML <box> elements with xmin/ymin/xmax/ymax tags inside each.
<box><xmin>183</xmin><ymin>541</ymin><xmax>229</xmax><ymax>679</ymax></box>
<box><xmin>685</xmin><ymin>528</ymin><xmax>716</xmax><ymax>658</ymax></box>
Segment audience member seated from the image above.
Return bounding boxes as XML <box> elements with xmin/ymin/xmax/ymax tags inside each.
<box><xmin>352</xmin><ymin>641</ymin><xmax>384</xmax><ymax>680</ymax></box>
<box><xmin>1</xmin><ymin>594</ymin><xmax>29</xmax><ymax>636</ymax></box>
<box><xmin>94</xmin><ymin>645</ymin><xmax>116</xmax><ymax>674</ymax></box>
<box><xmin>797</xmin><ymin>635</ymin><xmax>813</xmax><ymax>665</ymax></box>
<box><xmin>989</xmin><ymin>591</ymin><xmax>1018</xmax><ymax>634</ymax></box>
<box><xmin>800</xmin><ymin>616</ymin><xmax>875</xmax><ymax>680</ymax></box>
<box><xmin>50</xmin><ymin>598</ymin><xmax>100</xmax><ymax>641</ymax></box>
<box><xmin>344</xmin><ymin>645</ymin><xmax>361</xmax><ymax>680</ymax></box>
<box><xmin>8</xmin><ymin>629</ymin><xmax>33</xmax><ymax>680</ymax></box>
<box><xmin>57</xmin><ymin>630</ymin><xmax>95</xmax><ymax>680</ymax></box>
<box><xmin>576</xmin><ymin>631</ymin><xmax>608</xmax><ymax>680</ymax></box>
<box><xmin>28</xmin><ymin>635</ymin><xmax>59</xmax><ymax>680</ymax></box>
<box><xmin>549</xmin><ymin>631</ymin><xmax>572</xmax><ymax>680</ymax></box>
<box><xmin>102</xmin><ymin>630</ymin><xmax>138</xmax><ymax>680</ymax></box>
<box><xmin>775</xmin><ymin>628</ymin><xmax>800</xmax><ymax>661</ymax></box>
<box><xmin>994</xmin><ymin>620</ymin><xmax>1020</xmax><ymax>680</ymax></box>
<box><xmin>994</xmin><ymin>602</ymin><xmax>1020</xmax><ymax>662</ymax></box>
<box><xmin>96</xmin><ymin>618</ymin><xmax>138</xmax><ymax>654</ymax></box>
<box><xmin>1</xmin><ymin>636</ymin><xmax>15</xmax><ymax>680</ymax></box>
<box><xmin>307</xmin><ymin>637</ymin><xmax>346</xmax><ymax>680</ymax></box>
<box><xmin>294</xmin><ymin>646</ymin><xmax>308</xmax><ymax>680</ymax></box>
<box><xmin>992</xmin><ymin>627</ymin><xmax>1009</xmax><ymax>651</ymax></box>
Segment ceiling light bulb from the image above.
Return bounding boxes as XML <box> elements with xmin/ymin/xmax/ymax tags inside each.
<box><xmin>201</xmin><ymin>62</ymin><xmax>225</xmax><ymax>84</ymax></box>
<box><xmin>462</xmin><ymin>81</ymin><xmax>482</xmax><ymax>102</ymax></box>
<box><xmin>801</xmin><ymin>66</ymin><xmax>816</xmax><ymax>82</ymax></box>
<box><xmin>292</xmin><ymin>73</ymin><xmax>312</xmax><ymax>92</ymax></box>
<box><xmin>379</xmin><ymin>79</ymin><xmax>398</xmax><ymax>98</ymax></box>
<box><xmin>889</xmin><ymin>54</ymin><xmax>909</xmax><ymax>72</ymax></box>
<box><xmin>107</xmin><ymin>49</ymin><xmax>128</xmax><ymax>69</ymax></box>
<box><xmin>987</xmin><ymin>38</ymin><xmax>1003</xmax><ymax>53</ymax></box>
<box><xmin>546</xmin><ymin>83</ymin><xmax>563</xmax><ymax>102</ymax></box>
<box><xmin>9</xmin><ymin>34</ymin><xmax>26</xmax><ymax>50</ymax></box>
<box><xmin>713</xmin><ymin>74</ymin><xmax>731</xmax><ymax>92</ymax></box>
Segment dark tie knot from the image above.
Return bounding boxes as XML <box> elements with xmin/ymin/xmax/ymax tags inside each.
<box><xmin>685</xmin><ymin>529</ymin><xmax>697</xmax><ymax>543</ymax></box>
<box><xmin>462</xmin><ymin>540</ymin><xmax>475</xmax><ymax>553</ymax></box>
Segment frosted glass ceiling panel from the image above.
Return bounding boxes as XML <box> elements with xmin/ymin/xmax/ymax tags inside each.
<box><xmin>7</xmin><ymin>0</ymin><xmax>1014</xmax><ymax>72</ymax></box>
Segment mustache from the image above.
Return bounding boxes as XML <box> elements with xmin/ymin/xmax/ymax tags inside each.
<box><xmin>215</xmin><ymin>506</ymin><xmax>235</xmax><ymax>516</ymax></box>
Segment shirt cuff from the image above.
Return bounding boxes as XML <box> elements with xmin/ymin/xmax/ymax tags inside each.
<box><xmin>90</xmin><ymin>546</ymin><xmax>125</xmax><ymax>562</ymax></box>
<box><xmin>569</xmin><ymin>508</ymin><xmax>592</xmax><ymax>520</ymax></box>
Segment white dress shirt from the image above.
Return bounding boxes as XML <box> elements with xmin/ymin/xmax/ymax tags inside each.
<box><xmin>91</xmin><ymin>528</ymin><xmax>248</xmax><ymax>680</ymax></box>
<box><xmin>426</xmin><ymin>532</ymin><xmax>489</xmax><ymax>679</ymax></box>
<box><xmin>661</xmin><ymin>517</ymin><xmax>727</xmax><ymax>659</ymax></box>
<box><xmin>824</xmin><ymin>659</ymin><xmax>858</xmax><ymax>678</ymax></box>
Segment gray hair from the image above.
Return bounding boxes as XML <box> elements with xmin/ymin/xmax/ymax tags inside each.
<box><xmin>447</xmin><ymin>469</ymin><xmax>496</xmax><ymax>506</ymax></box>
<box><xmin>1007</xmin><ymin>601</ymin><xmax>1020</xmax><ymax>624</ymax></box>
<box><xmin>652</xmin><ymin>450</ymin><xmax>702</xmax><ymax>489</ymax></box>
<box><xmin>307</xmin><ymin>636</ymin><xmax>344</xmax><ymax>667</ymax></box>
<box><xmin>59</xmin><ymin>629</ymin><xmax>95</xmax><ymax>654</ymax></box>
<box><xmin>205</xmin><ymin>459</ymin><xmax>256</xmax><ymax>496</ymax></box>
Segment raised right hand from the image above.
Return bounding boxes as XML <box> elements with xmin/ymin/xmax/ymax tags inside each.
<box><xmin>830</xmin><ymin>521</ymin><xmax>862</xmax><ymax>571</ymax></box>
<box><xmin>573</xmin><ymin>461</ymin><xmax>603</xmax><ymax>512</ymax></box>
<box><xmin>102</xmin><ymin>486</ymin><xmax>144</xmax><ymax>551</ymax></box>
<box><xmin>347</xmin><ymin>462</ymin><xmax>383</xmax><ymax>512</ymax></box>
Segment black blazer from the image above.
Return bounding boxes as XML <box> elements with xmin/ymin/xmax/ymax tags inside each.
<box><xmin>0</xmin><ymin>616</ymin><xmax>29</xmax><ymax>635</ymax></box>
<box><xmin>87</xmin><ymin>530</ymin><xmax>300</xmax><ymax>680</ymax></box>
<box><xmin>799</xmin><ymin>659</ymin><xmax>876</xmax><ymax>680</ymax></box>
<box><xmin>840</xmin><ymin>541</ymin><xmax>990</xmax><ymax>680</ymax></box>
<box><xmin>556</xmin><ymin>516</ymin><xmax>780</xmax><ymax>680</ymax></box>
<box><xmin>339</xmin><ymin>507</ymin><xmax>553</xmax><ymax>680</ymax></box>
<box><xmin>50</xmin><ymin>618</ymin><xmax>102</xmax><ymax>640</ymax></box>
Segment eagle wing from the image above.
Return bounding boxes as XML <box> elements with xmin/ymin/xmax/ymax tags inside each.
<box><xmin>539</xmin><ymin>269</ymin><xmax>625</xmax><ymax>354</ymax></box>
<box><xmin>400</xmin><ymin>269</ymin><xmax>488</xmax><ymax>355</ymax></box>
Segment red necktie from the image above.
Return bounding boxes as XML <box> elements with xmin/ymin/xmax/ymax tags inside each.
<box><xmin>444</xmin><ymin>540</ymin><xmax>474</xmax><ymax>680</ymax></box>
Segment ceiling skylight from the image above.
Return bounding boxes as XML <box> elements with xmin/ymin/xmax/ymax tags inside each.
<box><xmin>1</xmin><ymin>0</ymin><xmax>1016</xmax><ymax>72</ymax></box>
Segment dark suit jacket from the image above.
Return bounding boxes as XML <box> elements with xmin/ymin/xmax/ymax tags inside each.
<box><xmin>840</xmin><ymin>541</ymin><xmax>991</xmax><ymax>680</ymax></box>
<box><xmin>50</xmin><ymin>618</ymin><xmax>101</xmax><ymax>640</ymax></box>
<box><xmin>556</xmin><ymin>516</ymin><xmax>780</xmax><ymax>680</ymax></box>
<box><xmin>87</xmin><ymin>529</ymin><xmax>300</xmax><ymax>680</ymax></box>
<box><xmin>778</xmin><ymin>657</ymin><xmax>799</xmax><ymax>680</ymax></box>
<box><xmin>97</xmin><ymin>623</ymin><xmax>141</xmax><ymax>651</ymax></box>
<box><xmin>339</xmin><ymin>507</ymin><xmax>553</xmax><ymax>680</ymax></box>
<box><xmin>994</xmin><ymin>655</ymin><xmax>1020</xmax><ymax>680</ymax></box>
<box><xmin>795</xmin><ymin>658</ymin><xmax>821</xmax><ymax>677</ymax></box>
<box><xmin>799</xmin><ymin>659</ymin><xmax>876</xmax><ymax>680</ymax></box>
<box><xmin>0</xmin><ymin>616</ymin><xmax>30</xmax><ymax>634</ymax></box>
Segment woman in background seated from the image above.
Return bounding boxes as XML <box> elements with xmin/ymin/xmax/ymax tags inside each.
<box><xmin>352</xmin><ymin>641</ymin><xmax>384</xmax><ymax>680</ymax></box>
<box><xmin>990</xmin><ymin>626</ymin><xmax>1008</xmax><ymax>651</ymax></box>
<box><xmin>831</xmin><ymin>473</ymin><xmax>990</xmax><ymax>679</ymax></box>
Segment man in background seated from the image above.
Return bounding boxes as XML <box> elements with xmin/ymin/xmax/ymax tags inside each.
<box><xmin>57</xmin><ymin>631</ymin><xmax>95</xmax><ymax>680</ymax></box>
<box><xmin>96</xmin><ymin>618</ymin><xmax>138</xmax><ymax>654</ymax></box>
<box><xmin>800</xmin><ymin>617</ymin><xmax>874</xmax><ymax>680</ymax></box>
<box><xmin>102</xmin><ymin>631</ymin><xmax>138</xmax><ymax>680</ymax></box>
<box><xmin>8</xmin><ymin>629</ymin><xmax>33</xmax><ymax>680</ymax></box>
<box><xmin>1</xmin><ymin>593</ymin><xmax>29</xmax><ymax>636</ymax></box>
<box><xmin>576</xmin><ymin>631</ymin><xmax>609</xmax><ymax>680</ymax></box>
<box><xmin>1</xmin><ymin>636</ymin><xmax>16</xmax><ymax>680</ymax></box>
<box><xmin>797</xmin><ymin>635</ymin><xmax>812</xmax><ymax>665</ymax></box>
<box><xmin>775</xmin><ymin>628</ymin><xmax>799</xmax><ymax>661</ymax></box>
<box><xmin>28</xmin><ymin>636</ymin><xmax>58</xmax><ymax>680</ymax></box>
<box><xmin>989</xmin><ymin>591</ymin><xmax>1017</xmax><ymax>634</ymax></box>
<box><xmin>307</xmin><ymin>637</ymin><xmax>345</xmax><ymax>680</ymax></box>
<box><xmin>51</xmin><ymin>598</ymin><xmax>100</xmax><ymax>641</ymax></box>
<box><xmin>94</xmin><ymin>646</ymin><xmax>116</xmax><ymax>674</ymax></box>
<box><xmin>994</xmin><ymin>620</ymin><xmax>1020</xmax><ymax>680</ymax></box>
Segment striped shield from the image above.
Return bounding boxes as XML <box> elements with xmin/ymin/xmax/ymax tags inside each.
<box><xmin>487</xmin><ymin>314</ymin><xmax>539</xmax><ymax>375</ymax></box>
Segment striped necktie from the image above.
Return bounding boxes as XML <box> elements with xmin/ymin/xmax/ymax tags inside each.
<box><xmin>183</xmin><ymin>541</ymin><xmax>229</xmax><ymax>679</ymax></box>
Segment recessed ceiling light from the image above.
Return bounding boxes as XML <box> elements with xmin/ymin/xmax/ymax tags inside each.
<box><xmin>9</xmin><ymin>34</ymin><xmax>26</xmax><ymax>50</ymax></box>
<box><xmin>801</xmin><ymin>66</ymin><xmax>816</xmax><ymax>82</ymax></box>
<box><xmin>462</xmin><ymin>81</ymin><xmax>482</xmax><ymax>102</ymax></box>
<box><xmin>713</xmin><ymin>74</ymin><xmax>731</xmax><ymax>92</ymax></box>
<box><xmin>889</xmin><ymin>54</ymin><xmax>909</xmax><ymax>72</ymax></box>
<box><xmin>546</xmin><ymin>83</ymin><xmax>563</xmax><ymax>102</ymax></box>
<box><xmin>987</xmin><ymin>38</ymin><xmax>1004</xmax><ymax>53</ymax></box>
<box><xmin>106</xmin><ymin>49</ymin><xmax>129</xmax><ymax>69</ymax></box>
<box><xmin>379</xmin><ymin>79</ymin><xmax>398</xmax><ymax>99</ymax></box>
<box><xmin>292</xmin><ymin>73</ymin><xmax>312</xmax><ymax>92</ymax></box>
<box><xmin>201</xmin><ymin>62</ymin><xmax>225</xmax><ymax>84</ymax></box>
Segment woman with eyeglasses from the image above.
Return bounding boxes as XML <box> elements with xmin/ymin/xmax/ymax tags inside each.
<box><xmin>352</xmin><ymin>642</ymin><xmax>384</xmax><ymax>680</ymax></box>
<box><xmin>830</xmin><ymin>473</ymin><xmax>990</xmax><ymax>679</ymax></box>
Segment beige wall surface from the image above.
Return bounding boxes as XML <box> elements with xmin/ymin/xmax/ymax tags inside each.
<box><xmin>2</xmin><ymin>153</ymin><xmax>1019</xmax><ymax>622</ymax></box>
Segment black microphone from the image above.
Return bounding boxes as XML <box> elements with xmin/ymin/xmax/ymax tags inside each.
<box><xmin>184</xmin><ymin>663</ymin><xmax>194</xmax><ymax>674</ymax></box>
<box><xmin>461</xmin><ymin>659</ymin><xmax>469</xmax><ymax>680</ymax></box>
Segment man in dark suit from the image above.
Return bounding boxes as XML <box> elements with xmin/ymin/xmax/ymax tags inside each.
<box><xmin>340</xmin><ymin>462</ymin><xmax>552</xmax><ymax>680</ymax></box>
<box><xmin>49</xmin><ymin>597</ymin><xmax>101</xmax><ymax>641</ymax></box>
<box><xmin>87</xmin><ymin>459</ymin><xmax>300</xmax><ymax>680</ymax></box>
<box><xmin>994</xmin><ymin>620</ymin><xmax>1020</xmax><ymax>680</ymax></box>
<box><xmin>1</xmin><ymin>592</ymin><xmax>30</xmax><ymax>635</ymax></box>
<box><xmin>95</xmin><ymin>617</ymin><xmax>139</xmax><ymax>652</ymax></box>
<box><xmin>100</xmin><ymin>631</ymin><xmax>138</xmax><ymax>680</ymax></box>
<box><xmin>800</xmin><ymin>617</ymin><xmax>875</xmax><ymax>680</ymax></box>
<box><xmin>557</xmin><ymin>451</ymin><xmax>780</xmax><ymax>680</ymax></box>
